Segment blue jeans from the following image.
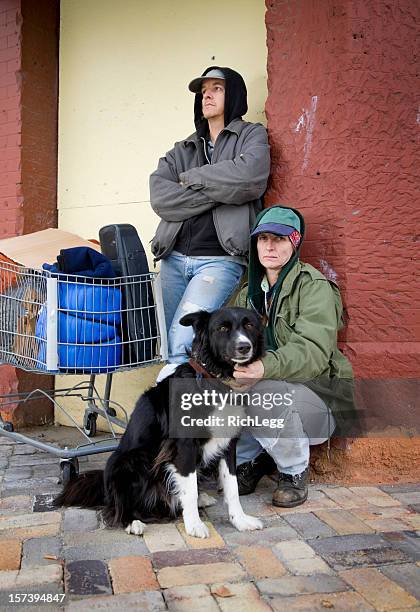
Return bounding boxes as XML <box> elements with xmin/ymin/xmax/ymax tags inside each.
<box><xmin>160</xmin><ymin>251</ymin><xmax>245</xmax><ymax>364</ymax></box>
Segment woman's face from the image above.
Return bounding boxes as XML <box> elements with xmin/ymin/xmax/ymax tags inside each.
<box><xmin>257</xmin><ymin>232</ymin><xmax>294</xmax><ymax>273</ymax></box>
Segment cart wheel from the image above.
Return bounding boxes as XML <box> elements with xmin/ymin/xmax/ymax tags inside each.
<box><xmin>60</xmin><ymin>460</ymin><xmax>78</xmax><ymax>486</ymax></box>
<box><xmin>106</xmin><ymin>407</ymin><xmax>116</xmax><ymax>417</ymax></box>
<box><xmin>83</xmin><ymin>413</ymin><xmax>97</xmax><ymax>437</ymax></box>
<box><xmin>2</xmin><ymin>422</ymin><xmax>14</xmax><ymax>432</ymax></box>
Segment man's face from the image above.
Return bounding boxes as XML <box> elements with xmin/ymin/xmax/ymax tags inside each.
<box><xmin>257</xmin><ymin>233</ymin><xmax>294</xmax><ymax>273</ymax></box>
<box><xmin>201</xmin><ymin>78</ymin><xmax>225</xmax><ymax>122</ymax></box>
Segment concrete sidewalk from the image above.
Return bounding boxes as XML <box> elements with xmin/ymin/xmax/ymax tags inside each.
<box><xmin>0</xmin><ymin>428</ymin><xmax>419</xmax><ymax>611</ymax></box>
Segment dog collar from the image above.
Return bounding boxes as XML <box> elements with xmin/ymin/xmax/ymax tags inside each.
<box><xmin>189</xmin><ymin>358</ymin><xmax>245</xmax><ymax>390</ymax></box>
<box><xmin>188</xmin><ymin>358</ymin><xmax>214</xmax><ymax>379</ymax></box>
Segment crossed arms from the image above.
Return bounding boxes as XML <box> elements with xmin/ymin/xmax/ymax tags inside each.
<box><xmin>150</xmin><ymin>124</ymin><xmax>270</xmax><ymax>223</ymax></box>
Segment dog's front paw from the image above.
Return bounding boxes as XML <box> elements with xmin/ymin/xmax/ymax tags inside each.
<box><xmin>185</xmin><ymin>519</ymin><xmax>210</xmax><ymax>539</ymax></box>
<box><xmin>198</xmin><ymin>492</ymin><xmax>217</xmax><ymax>508</ymax></box>
<box><xmin>125</xmin><ymin>519</ymin><xmax>146</xmax><ymax>536</ymax></box>
<box><xmin>230</xmin><ymin>513</ymin><xmax>263</xmax><ymax>532</ymax></box>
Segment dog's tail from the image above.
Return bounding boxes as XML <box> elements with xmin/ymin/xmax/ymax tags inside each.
<box><xmin>53</xmin><ymin>470</ymin><xmax>105</xmax><ymax>509</ymax></box>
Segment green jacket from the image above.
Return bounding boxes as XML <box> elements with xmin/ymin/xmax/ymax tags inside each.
<box><xmin>234</xmin><ymin>205</ymin><xmax>356</xmax><ymax>436</ymax></box>
<box><xmin>235</xmin><ymin>261</ymin><xmax>353</xmax><ymax>382</ymax></box>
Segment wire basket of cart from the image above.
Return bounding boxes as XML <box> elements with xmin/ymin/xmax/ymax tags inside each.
<box><xmin>0</xmin><ymin>259</ymin><xmax>167</xmax><ymax>484</ymax></box>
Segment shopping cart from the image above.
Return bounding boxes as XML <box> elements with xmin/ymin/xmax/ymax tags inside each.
<box><xmin>0</xmin><ymin>260</ymin><xmax>167</xmax><ymax>484</ymax></box>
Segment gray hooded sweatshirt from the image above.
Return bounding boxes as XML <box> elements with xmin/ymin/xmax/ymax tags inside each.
<box><xmin>149</xmin><ymin>66</ymin><xmax>270</xmax><ymax>261</ymax></box>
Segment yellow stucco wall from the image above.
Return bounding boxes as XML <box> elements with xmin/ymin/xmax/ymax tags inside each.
<box><xmin>56</xmin><ymin>0</ymin><xmax>267</xmax><ymax>429</ymax></box>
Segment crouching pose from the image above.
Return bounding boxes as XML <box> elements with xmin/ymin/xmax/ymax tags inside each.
<box><xmin>54</xmin><ymin>307</ymin><xmax>264</xmax><ymax>538</ymax></box>
<box><xmin>233</xmin><ymin>205</ymin><xmax>357</xmax><ymax>507</ymax></box>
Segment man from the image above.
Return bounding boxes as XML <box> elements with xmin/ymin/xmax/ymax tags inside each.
<box><xmin>150</xmin><ymin>66</ymin><xmax>270</xmax><ymax>375</ymax></box>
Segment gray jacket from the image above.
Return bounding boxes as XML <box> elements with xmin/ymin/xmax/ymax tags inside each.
<box><xmin>150</xmin><ymin>119</ymin><xmax>270</xmax><ymax>260</ymax></box>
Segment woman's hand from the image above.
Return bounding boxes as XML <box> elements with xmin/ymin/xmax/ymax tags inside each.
<box><xmin>233</xmin><ymin>359</ymin><xmax>264</xmax><ymax>380</ymax></box>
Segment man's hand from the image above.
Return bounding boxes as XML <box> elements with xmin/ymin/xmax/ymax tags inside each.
<box><xmin>233</xmin><ymin>359</ymin><xmax>264</xmax><ymax>380</ymax></box>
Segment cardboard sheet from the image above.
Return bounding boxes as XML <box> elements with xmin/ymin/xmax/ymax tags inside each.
<box><xmin>0</xmin><ymin>228</ymin><xmax>101</xmax><ymax>270</ymax></box>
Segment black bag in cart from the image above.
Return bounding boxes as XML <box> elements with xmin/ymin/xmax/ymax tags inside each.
<box><xmin>99</xmin><ymin>224</ymin><xmax>157</xmax><ymax>365</ymax></box>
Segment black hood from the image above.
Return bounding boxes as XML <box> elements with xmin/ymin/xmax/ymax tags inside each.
<box><xmin>193</xmin><ymin>66</ymin><xmax>248</xmax><ymax>137</ymax></box>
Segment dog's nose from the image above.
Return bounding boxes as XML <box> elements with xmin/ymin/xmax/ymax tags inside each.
<box><xmin>237</xmin><ymin>341</ymin><xmax>252</xmax><ymax>354</ymax></box>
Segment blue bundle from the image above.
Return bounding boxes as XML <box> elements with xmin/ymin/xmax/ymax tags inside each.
<box><xmin>37</xmin><ymin>247</ymin><xmax>123</xmax><ymax>373</ymax></box>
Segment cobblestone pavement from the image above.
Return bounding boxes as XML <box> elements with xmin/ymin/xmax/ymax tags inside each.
<box><xmin>0</xmin><ymin>429</ymin><xmax>419</xmax><ymax>611</ymax></box>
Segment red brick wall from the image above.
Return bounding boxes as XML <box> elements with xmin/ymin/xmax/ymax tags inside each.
<box><xmin>0</xmin><ymin>0</ymin><xmax>58</xmax><ymax>427</ymax></box>
<box><xmin>0</xmin><ymin>0</ymin><xmax>24</xmax><ymax>425</ymax></box>
<box><xmin>0</xmin><ymin>0</ymin><xmax>23</xmax><ymax>239</ymax></box>
<box><xmin>265</xmin><ymin>0</ymin><xmax>419</xmax><ymax>378</ymax></box>
<box><xmin>21</xmin><ymin>0</ymin><xmax>58</xmax><ymax>234</ymax></box>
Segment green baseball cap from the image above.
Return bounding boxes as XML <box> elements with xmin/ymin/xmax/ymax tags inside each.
<box><xmin>251</xmin><ymin>207</ymin><xmax>301</xmax><ymax>237</ymax></box>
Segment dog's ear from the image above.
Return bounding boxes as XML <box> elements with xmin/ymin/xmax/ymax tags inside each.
<box><xmin>179</xmin><ymin>310</ymin><xmax>210</xmax><ymax>330</ymax></box>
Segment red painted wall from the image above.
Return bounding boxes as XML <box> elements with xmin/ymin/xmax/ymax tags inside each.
<box><xmin>0</xmin><ymin>0</ymin><xmax>58</xmax><ymax>427</ymax></box>
<box><xmin>265</xmin><ymin>0</ymin><xmax>419</xmax><ymax>379</ymax></box>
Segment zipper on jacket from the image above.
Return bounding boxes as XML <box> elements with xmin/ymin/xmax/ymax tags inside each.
<box><xmin>248</xmin><ymin>297</ymin><xmax>260</xmax><ymax>317</ymax></box>
<box><xmin>201</xmin><ymin>137</ymin><xmax>211</xmax><ymax>164</ymax></box>
<box><xmin>250</xmin><ymin>290</ymin><xmax>276</xmax><ymax>328</ymax></box>
<box><xmin>201</xmin><ymin>135</ymin><xmax>240</xmax><ymax>257</ymax></box>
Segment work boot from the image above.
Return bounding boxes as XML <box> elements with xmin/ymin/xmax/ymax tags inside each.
<box><xmin>236</xmin><ymin>451</ymin><xmax>277</xmax><ymax>496</ymax></box>
<box><xmin>272</xmin><ymin>467</ymin><xmax>309</xmax><ymax>508</ymax></box>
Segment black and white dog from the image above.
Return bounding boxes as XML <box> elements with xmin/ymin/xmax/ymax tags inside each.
<box><xmin>54</xmin><ymin>307</ymin><xmax>264</xmax><ymax>538</ymax></box>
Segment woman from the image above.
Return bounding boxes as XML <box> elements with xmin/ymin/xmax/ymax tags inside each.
<box><xmin>233</xmin><ymin>205</ymin><xmax>356</xmax><ymax>507</ymax></box>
